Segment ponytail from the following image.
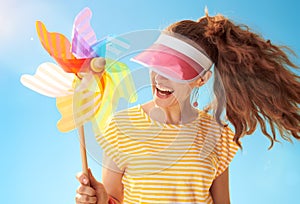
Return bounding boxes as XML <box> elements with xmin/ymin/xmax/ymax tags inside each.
<box><xmin>167</xmin><ymin>12</ymin><xmax>300</xmax><ymax>148</ymax></box>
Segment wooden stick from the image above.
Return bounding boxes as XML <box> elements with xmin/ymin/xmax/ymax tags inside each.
<box><xmin>79</xmin><ymin>125</ymin><xmax>89</xmax><ymax>175</ymax></box>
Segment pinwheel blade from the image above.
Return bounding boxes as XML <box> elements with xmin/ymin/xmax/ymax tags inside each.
<box><xmin>36</xmin><ymin>21</ymin><xmax>91</xmax><ymax>73</ymax></box>
<box><xmin>20</xmin><ymin>62</ymin><xmax>74</xmax><ymax>98</ymax></box>
<box><xmin>56</xmin><ymin>90</ymin><xmax>102</xmax><ymax>132</ymax></box>
<box><xmin>90</xmin><ymin>60</ymin><xmax>137</xmax><ymax>134</ymax></box>
<box><xmin>72</xmin><ymin>7</ymin><xmax>98</xmax><ymax>58</ymax></box>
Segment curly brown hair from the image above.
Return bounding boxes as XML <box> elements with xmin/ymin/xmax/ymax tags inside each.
<box><xmin>166</xmin><ymin>11</ymin><xmax>300</xmax><ymax>148</ymax></box>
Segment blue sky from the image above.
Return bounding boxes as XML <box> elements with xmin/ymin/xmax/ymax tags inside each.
<box><xmin>1</xmin><ymin>0</ymin><xmax>299</xmax><ymax>203</ymax></box>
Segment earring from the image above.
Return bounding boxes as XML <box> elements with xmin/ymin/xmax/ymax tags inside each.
<box><xmin>191</xmin><ymin>88</ymin><xmax>199</xmax><ymax>107</ymax></box>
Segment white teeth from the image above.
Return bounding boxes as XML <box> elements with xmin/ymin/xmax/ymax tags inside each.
<box><xmin>156</xmin><ymin>84</ymin><xmax>173</xmax><ymax>92</ymax></box>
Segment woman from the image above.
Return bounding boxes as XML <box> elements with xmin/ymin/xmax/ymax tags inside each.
<box><xmin>75</xmin><ymin>11</ymin><xmax>300</xmax><ymax>204</ymax></box>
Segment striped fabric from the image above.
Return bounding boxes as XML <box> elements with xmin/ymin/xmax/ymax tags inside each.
<box><xmin>96</xmin><ymin>105</ymin><xmax>239</xmax><ymax>204</ymax></box>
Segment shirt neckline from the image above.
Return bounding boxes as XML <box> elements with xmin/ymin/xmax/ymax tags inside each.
<box><xmin>137</xmin><ymin>104</ymin><xmax>201</xmax><ymax>128</ymax></box>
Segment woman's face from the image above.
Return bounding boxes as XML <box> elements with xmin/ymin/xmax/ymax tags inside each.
<box><xmin>150</xmin><ymin>71</ymin><xmax>197</xmax><ymax>109</ymax></box>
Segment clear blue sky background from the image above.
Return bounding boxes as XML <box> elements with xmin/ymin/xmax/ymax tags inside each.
<box><xmin>1</xmin><ymin>0</ymin><xmax>299</xmax><ymax>203</ymax></box>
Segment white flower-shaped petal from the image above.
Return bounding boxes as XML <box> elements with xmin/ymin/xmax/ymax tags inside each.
<box><xmin>20</xmin><ymin>62</ymin><xmax>75</xmax><ymax>98</ymax></box>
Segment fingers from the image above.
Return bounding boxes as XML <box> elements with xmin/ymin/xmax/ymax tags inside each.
<box><xmin>75</xmin><ymin>182</ymin><xmax>97</xmax><ymax>204</ymax></box>
<box><xmin>88</xmin><ymin>169</ymin><xmax>109</xmax><ymax>203</ymax></box>
<box><xmin>76</xmin><ymin>172</ymin><xmax>89</xmax><ymax>186</ymax></box>
<box><xmin>76</xmin><ymin>170</ymin><xmax>109</xmax><ymax>203</ymax></box>
<box><xmin>87</xmin><ymin>169</ymin><xmax>107</xmax><ymax>196</ymax></box>
<box><xmin>75</xmin><ymin>193</ymin><xmax>97</xmax><ymax>204</ymax></box>
<box><xmin>76</xmin><ymin>169</ymin><xmax>103</xmax><ymax>188</ymax></box>
<box><xmin>76</xmin><ymin>185</ymin><xmax>96</xmax><ymax>196</ymax></box>
<box><xmin>88</xmin><ymin>168</ymin><xmax>99</xmax><ymax>188</ymax></box>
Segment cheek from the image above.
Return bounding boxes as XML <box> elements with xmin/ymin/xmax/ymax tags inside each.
<box><xmin>149</xmin><ymin>72</ymin><xmax>156</xmax><ymax>93</ymax></box>
<box><xmin>150</xmin><ymin>71</ymin><xmax>156</xmax><ymax>82</ymax></box>
<box><xmin>174</xmin><ymin>86</ymin><xmax>193</xmax><ymax>101</ymax></box>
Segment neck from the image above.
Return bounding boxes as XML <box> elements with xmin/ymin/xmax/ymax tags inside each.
<box><xmin>143</xmin><ymin>100</ymin><xmax>198</xmax><ymax>125</ymax></box>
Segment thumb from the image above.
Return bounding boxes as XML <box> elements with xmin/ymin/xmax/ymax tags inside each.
<box><xmin>88</xmin><ymin>168</ymin><xmax>100</xmax><ymax>188</ymax></box>
<box><xmin>88</xmin><ymin>168</ymin><xmax>109</xmax><ymax>203</ymax></box>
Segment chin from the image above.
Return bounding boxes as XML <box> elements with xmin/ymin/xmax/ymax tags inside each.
<box><xmin>153</xmin><ymin>97</ymin><xmax>177</xmax><ymax>109</ymax></box>
<box><xmin>153</xmin><ymin>100</ymin><xmax>167</xmax><ymax>109</ymax></box>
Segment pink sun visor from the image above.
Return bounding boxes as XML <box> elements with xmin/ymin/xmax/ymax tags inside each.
<box><xmin>131</xmin><ymin>32</ymin><xmax>213</xmax><ymax>83</ymax></box>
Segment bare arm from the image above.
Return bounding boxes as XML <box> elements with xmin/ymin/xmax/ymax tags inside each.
<box><xmin>210</xmin><ymin>168</ymin><xmax>231</xmax><ymax>204</ymax></box>
<box><xmin>102</xmin><ymin>154</ymin><xmax>124</xmax><ymax>204</ymax></box>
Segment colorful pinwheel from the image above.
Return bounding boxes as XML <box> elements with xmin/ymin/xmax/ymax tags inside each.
<box><xmin>20</xmin><ymin>7</ymin><xmax>137</xmax><ymax>175</ymax></box>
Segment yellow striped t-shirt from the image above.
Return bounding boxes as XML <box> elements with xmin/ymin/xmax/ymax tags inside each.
<box><xmin>96</xmin><ymin>105</ymin><xmax>239</xmax><ymax>204</ymax></box>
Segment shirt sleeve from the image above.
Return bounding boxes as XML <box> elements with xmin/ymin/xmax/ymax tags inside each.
<box><xmin>95</xmin><ymin>117</ymin><xmax>125</xmax><ymax>171</ymax></box>
<box><xmin>214</xmin><ymin>125</ymin><xmax>239</xmax><ymax>178</ymax></box>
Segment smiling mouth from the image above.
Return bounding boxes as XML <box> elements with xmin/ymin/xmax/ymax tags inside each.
<box><xmin>155</xmin><ymin>85</ymin><xmax>174</xmax><ymax>96</ymax></box>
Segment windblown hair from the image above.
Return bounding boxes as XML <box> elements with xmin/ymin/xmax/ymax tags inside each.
<box><xmin>166</xmin><ymin>11</ymin><xmax>300</xmax><ymax>148</ymax></box>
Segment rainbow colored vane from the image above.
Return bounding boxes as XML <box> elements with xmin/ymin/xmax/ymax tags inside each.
<box><xmin>20</xmin><ymin>7</ymin><xmax>137</xmax><ymax>134</ymax></box>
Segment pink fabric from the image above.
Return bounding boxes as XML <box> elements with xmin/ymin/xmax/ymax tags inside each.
<box><xmin>132</xmin><ymin>44</ymin><xmax>205</xmax><ymax>82</ymax></box>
